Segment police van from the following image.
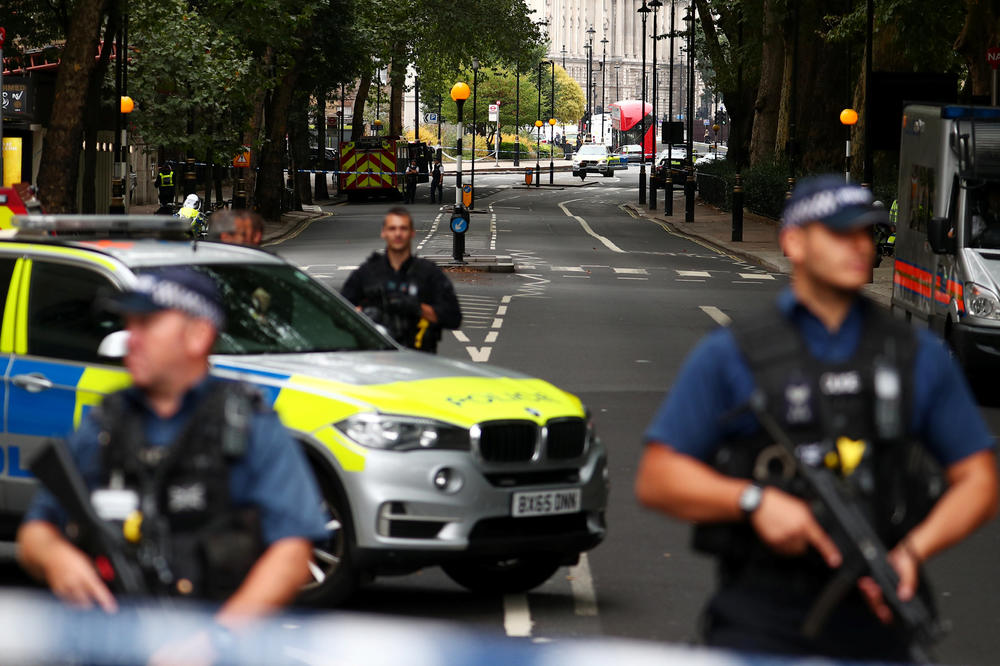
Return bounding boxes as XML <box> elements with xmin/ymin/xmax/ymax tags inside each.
<box><xmin>0</xmin><ymin>216</ymin><xmax>608</xmax><ymax>603</ymax></box>
<box><xmin>891</xmin><ymin>104</ymin><xmax>1000</xmax><ymax>372</ymax></box>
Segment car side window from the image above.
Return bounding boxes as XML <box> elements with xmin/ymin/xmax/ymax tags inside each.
<box><xmin>26</xmin><ymin>261</ymin><xmax>121</xmax><ymax>363</ymax></box>
<box><xmin>0</xmin><ymin>258</ymin><xmax>18</xmax><ymax>323</ymax></box>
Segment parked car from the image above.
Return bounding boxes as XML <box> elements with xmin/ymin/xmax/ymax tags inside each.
<box><xmin>0</xmin><ymin>216</ymin><xmax>609</xmax><ymax>605</ymax></box>
<box><xmin>620</xmin><ymin>144</ymin><xmax>644</xmax><ymax>163</ymax></box>
<box><xmin>695</xmin><ymin>149</ymin><xmax>727</xmax><ymax>166</ymax></box>
<box><xmin>572</xmin><ymin>144</ymin><xmax>627</xmax><ymax>178</ymax></box>
<box><xmin>651</xmin><ymin>145</ymin><xmax>691</xmax><ymax>189</ymax></box>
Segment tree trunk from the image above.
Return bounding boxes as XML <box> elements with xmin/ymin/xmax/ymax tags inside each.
<box><xmin>955</xmin><ymin>0</ymin><xmax>1000</xmax><ymax>98</ymax></box>
<box><xmin>242</xmin><ymin>48</ymin><xmax>272</xmax><ymax>205</ymax></box>
<box><xmin>351</xmin><ymin>74</ymin><xmax>371</xmax><ymax>141</ymax></box>
<box><xmin>255</xmin><ymin>42</ymin><xmax>309</xmax><ymax>220</ymax></box>
<box><xmin>314</xmin><ymin>93</ymin><xmax>330</xmax><ymax>200</ymax></box>
<box><xmin>389</xmin><ymin>62</ymin><xmax>405</xmax><ymax>138</ymax></box>
<box><xmin>36</xmin><ymin>0</ymin><xmax>110</xmax><ymax>212</ymax></box>
<box><xmin>750</xmin><ymin>0</ymin><xmax>784</xmax><ymax>165</ymax></box>
<box><xmin>288</xmin><ymin>91</ymin><xmax>313</xmax><ymax>207</ymax></box>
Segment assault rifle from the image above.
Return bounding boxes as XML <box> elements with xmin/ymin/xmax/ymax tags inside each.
<box><xmin>747</xmin><ymin>391</ymin><xmax>945</xmax><ymax>663</ymax></box>
<box><xmin>27</xmin><ymin>438</ymin><xmax>150</xmax><ymax>596</ymax></box>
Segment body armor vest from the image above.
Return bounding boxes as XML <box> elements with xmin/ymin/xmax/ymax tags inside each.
<box><xmin>693</xmin><ymin>302</ymin><xmax>945</xmax><ymax>581</ymax></box>
<box><xmin>95</xmin><ymin>381</ymin><xmax>264</xmax><ymax>600</ymax></box>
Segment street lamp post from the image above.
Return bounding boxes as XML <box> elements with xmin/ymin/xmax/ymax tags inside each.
<box><xmin>587</xmin><ymin>25</ymin><xmax>596</xmax><ymax>135</ymax></box>
<box><xmin>638</xmin><ymin>1</ymin><xmax>650</xmax><ymax>205</ymax></box>
<box><xmin>111</xmin><ymin>8</ymin><xmax>129</xmax><ymax>214</ymax></box>
<box><xmin>535</xmin><ymin>120</ymin><xmax>543</xmax><ymax>187</ymax></box>
<box><xmin>601</xmin><ymin>37</ymin><xmax>608</xmax><ymax>144</ymax></box>
<box><xmin>840</xmin><ymin>108</ymin><xmax>858</xmax><ymax>183</ymax></box>
<box><xmin>471</xmin><ymin>57</ymin><xmax>479</xmax><ymax>209</ymax></box>
<box><xmin>514</xmin><ymin>65</ymin><xmax>521</xmax><ymax>167</ymax></box>
<box><xmin>685</xmin><ymin>2</ymin><xmax>696</xmax><ymax>222</ymax></box>
<box><xmin>549</xmin><ymin>61</ymin><xmax>556</xmax><ymax>184</ymax></box>
<box><xmin>649</xmin><ymin>0</ymin><xmax>662</xmax><ymax>211</ymax></box>
<box><xmin>614</xmin><ymin>64</ymin><xmax>620</xmax><ymax>103</ymax></box>
<box><xmin>451</xmin><ymin>81</ymin><xmax>471</xmax><ymax>261</ymax></box>
<box><xmin>665</xmin><ymin>0</ymin><xmax>676</xmax><ymax>215</ymax></box>
<box><xmin>561</xmin><ymin>45</ymin><xmax>567</xmax><ymax>69</ymax></box>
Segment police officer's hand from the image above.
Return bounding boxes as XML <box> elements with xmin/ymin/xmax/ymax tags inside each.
<box><xmin>751</xmin><ymin>487</ymin><xmax>842</xmax><ymax>568</ymax></box>
<box><xmin>857</xmin><ymin>541</ymin><xmax>921</xmax><ymax>625</ymax></box>
<box><xmin>44</xmin><ymin>540</ymin><xmax>118</xmax><ymax>613</ymax></box>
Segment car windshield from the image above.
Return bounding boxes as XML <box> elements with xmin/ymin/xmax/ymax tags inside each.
<box><xmin>966</xmin><ymin>182</ymin><xmax>1000</xmax><ymax>250</ymax></box>
<box><xmin>137</xmin><ymin>263</ymin><xmax>396</xmax><ymax>354</ymax></box>
<box><xmin>578</xmin><ymin>145</ymin><xmax>606</xmax><ymax>155</ymax></box>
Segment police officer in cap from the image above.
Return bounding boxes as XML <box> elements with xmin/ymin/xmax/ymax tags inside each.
<box><xmin>18</xmin><ymin>268</ymin><xmax>327</xmax><ymax>623</ymax></box>
<box><xmin>635</xmin><ymin>175</ymin><xmax>998</xmax><ymax>661</ymax></box>
<box><xmin>342</xmin><ymin>207</ymin><xmax>461</xmax><ymax>353</ymax></box>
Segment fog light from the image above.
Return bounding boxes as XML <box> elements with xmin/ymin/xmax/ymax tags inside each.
<box><xmin>431</xmin><ymin>467</ymin><xmax>463</xmax><ymax>494</ymax></box>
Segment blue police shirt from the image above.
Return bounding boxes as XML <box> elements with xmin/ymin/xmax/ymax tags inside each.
<box><xmin>644</xmin><ymin>288</ymin><xmax>994</xmax><ymax>466</ymax></box>
<box><xmin>25</xmin><ymin>377</ymin><xmax>329</xmax><ymax>545</ymax></box>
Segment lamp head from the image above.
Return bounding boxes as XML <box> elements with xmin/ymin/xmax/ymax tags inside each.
<box><xmin>535</xmin><ymin>120</ymin><xmax>544</xmax><ymax>128</ymax></box>
<box><xmin>471</xmin><ymin>57</ymin><xmax>480</xmax><ymax>71</ymax></box>
<box><xmin>548</xmin><ymin>118</ymin><xmax>557</xmax><ymax>126</ymax></box>
<box><xmin>120</xmin><ymin>96</ymin><xmax>135</xmax><ymax>114</ymax></box>
<box><xmin>638</xmin><ymin>2</ymin><xmax>651</xmax><ymax>14</ymax></box>
<box><xmin>840</xmin><ymin>108</ymin><xmax>859</xmax><ymax>126</ymax></box>
<box><xmin>450</xmin><ymin>82</ymin><xmax>471</xmax><ymax>101</ymax></box>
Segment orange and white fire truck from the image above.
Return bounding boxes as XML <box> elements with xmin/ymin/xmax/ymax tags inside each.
<box><xmin>338</xmin><ymin>138</ymin><xmax>431</xmax><ymax>201</ymax></box>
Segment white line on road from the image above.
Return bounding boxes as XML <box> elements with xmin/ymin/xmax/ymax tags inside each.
<box><xmin>551</xmin><ymin>266</ymin><xmax>586</xmax><ymax>272</ymax></box>
<box><xmin>738</xmin><ymin>273</ymin><xmax>775</xmax><ymax>280</ymax></box>
<box><xmin>676</xmin><ymin>278</ymin><xmax>706</xmax><ymax>282</ymax></box>
<box><xmin>614</xmin><ymin>268</ymin><xmax>648</xmax><ymax>275</ymax></box>
<box><xmin>504</xmin><ymin>594</ymin><xmax>533</xmax><ymax>637</ymax></box>
<box><xmin>492</xmin><ymin>318</ymin><xmax>503</xmax><ymax>328</ymax></box>
<box><xmin>618</xmin><ymin>277</ymin><xmax>648</xmax><ymax>280</ymax></box>
<box><xmin>677</xmin><ymin>270</ymin><xmax>711</xmax><ymax>278</ymax></box>
<box><xmin>569</xmin><ymin>553</ymin><xmax>598</xmax><ymax>617</ymax></box>
<box><xmin>485</xmin><ymin>331</ymin><xmax>498</xmax><ymax>343</ymax></box>
<box><xmin>496</xmin><ymin>305</ymin><xmax>508</xmax><ymax>316</ymax></box>
<box><xmin>466</xmin><ymin>346</ymin><xmax>492</xmax><ymax>362</ymax></box>
<box><xmin>699</xmin><ymin>305</ymin><xmax>732</xmax><ymax>326</ymax></box>
<box><xmin>502</xmin><ymin>295</ymin><xmax>512</xmax><ymax>304</ymax></box>
<box><xmin>558</xmin><ymin>200</ymin><xmax>626</xmax><ymax>253</ymax></box>
<box><xmin>452</xmin><ymin>331</ymin><xmax>470</xmax><ymax>343</ymax></box>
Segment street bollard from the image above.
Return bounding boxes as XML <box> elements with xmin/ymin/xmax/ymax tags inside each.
<box><xmin>649</xmin><ymin>170</ymin><xmax>657</xmax><ymax>210</ymax></box>
<box><xmin>451</xmin><ymin>205</ymin><xmax>470</xmax><ymax>262</ymax></box>
<box><xmin>732</xmin><ymin>173</ymin><xmax>744</xmax><ymax>242</ymax></box>
<box><xmin>234</xmin><ymin>177</ymin><xmax>247</xmax><ymax>209</ymax></box>
<box><xmin>786</xmin><ymin>176</ymin><xmax>796</xmax><ymax>200</ymax></box>
<box><xmin>184</xmin><ymin>157</ymin><xmax>197</xmax><ymax>196</ymax></box>
<box><xmin>685</xmin><ymin>167</ymin><xmax>695</xmax><ymax>222</ymax></box>
<box><xmin>664</xmin><ymin>174</ymin><xmax>673</xmax><ymax>216</ymax></box>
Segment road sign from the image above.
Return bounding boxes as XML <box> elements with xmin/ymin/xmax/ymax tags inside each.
<box><xmin>488</xmin><ymin>103</ymin><xmax>499</xmax><ymax>122</ymax></box>
<box><xmin>232</xmin><ymin>148</ymin><xmax>251</xmax><ymax>168</ymax></box>
<box><xmin>0</xmin><ymin>27</ymin><xmax>6</xmax><ymax>48</ymax></box>
<box><xmin>424</xmin><ymin>112</ymin><xmax>438</xmax><ymax>123</ymax></box>
<box><xmin>989</xmin><ymin>47</ymin><xmax>1000</xmax><ymax>70</ymax></box>
<box><xmin>462</xmin><ymin>184</ymin><xmax>472</xmax><ymax>207</ymax></box>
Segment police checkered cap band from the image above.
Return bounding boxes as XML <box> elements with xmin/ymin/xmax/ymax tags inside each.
<box><xmin>132</xmin><ymin>275</ymin><xmax>223</xmax><ymax>328</ymax></box>
<box><xmin>782</xmin><ymin>175</ymin><xmax>888</xmax><ymax>230</ymax></box>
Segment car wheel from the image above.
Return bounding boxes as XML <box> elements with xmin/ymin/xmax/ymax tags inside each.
<box><xmin>297</xmin><ymin>462</ymin><xmax>359</xmax><ymax>606</ymax></box>
<box><xmin>602</xmin><ymin>171</ymin><xmax>612</xmax><ymax>177</ymax></box>
<box><xmin>442</xmin><ymin>554</ymin><xmax>563</xmax><ymax>594</ymax></box>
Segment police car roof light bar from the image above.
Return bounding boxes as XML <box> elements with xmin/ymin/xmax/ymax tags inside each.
<box><xmin>11</xmin><ymin>215</ymin><xmax>191</xmax><ymax>237</ymax></box>
<box><xmin>940</xmin><ymin>105</ymin><xmax>1000</xmax><ymax>120</ymax></box>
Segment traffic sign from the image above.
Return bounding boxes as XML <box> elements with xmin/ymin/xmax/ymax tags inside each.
<box><xmin>0</xmin><ymin>27</ymin><xmax>6</xmax><ymax>48</ymax></box>
<box><xmin>488</xmin><ymin>103</ymin><xmax>499</xmax><ymax>122</ymax></box>
<box><xmin>462</xmin><ymin>184</ymin><xmax>472</xmax><ymax>207</ymax></box>
<box><xmin>424</xmin><ymin>112</ymin><xmax>438</xmax><ymax>123</ymax></box>
<box><xmin>232</xmin><ymin>148</ymin><xmax>251</xmax><ymax>168</ymax></box>
<box><xmin>988</xmin><ymin>47</ymin><xmax>1000</xmax><ymax>70</ymax></box>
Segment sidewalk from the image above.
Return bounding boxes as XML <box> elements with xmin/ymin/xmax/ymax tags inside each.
<box><xmin>623</xmin><ymin>194</ymin><xmax>894</xmax><ymax>308</ymax></box>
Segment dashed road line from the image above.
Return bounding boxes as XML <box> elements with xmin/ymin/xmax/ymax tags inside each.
<box><xmin>552</xmin><ymin>266</ymin><xmax>586</xmax><ymax>272</ymax></box>
<box><xmin>504</xmin><ymin>594</ymin><xmax>533</xmax><ymax>637</ymax></box>
<box><xmin>739</xmin><ymin>273</ymin><xmax>775</xmax><ymax>280</ymax></box>
<box><xmin>614</xmin><ymin>268</ymin><xmax>648</xmax><ymax>275</ymax></box>
<box><xmin>699</xmin><ymin>305</ymin><xmax>732</xmax><ymax>326</ymax></box>
<box><xmin>677</xmin><ymin>270</ymin><xmax>711</xmax><ymax>278</ymax></box>
<box><xmin>569</xmin><ymin>553</ymin><xmax>598</xmax><ymax>617</ymax></box>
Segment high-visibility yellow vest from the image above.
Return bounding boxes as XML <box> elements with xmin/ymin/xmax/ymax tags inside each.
<box><xmin>158</xmin><ymin>171</ymin><xmax>174</xmax><ymax>188</ymax></box>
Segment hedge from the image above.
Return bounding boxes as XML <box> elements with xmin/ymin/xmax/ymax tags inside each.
<box><xmin>695</xmin><ymin>157</ymin><xmax>792</xmax><ymax>220</ymax></box>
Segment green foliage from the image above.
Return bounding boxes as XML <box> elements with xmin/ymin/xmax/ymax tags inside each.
<box><xmin>743</xmin><ymin>157</ymin><xmax>792</xmax><ymax>219</ymax></box>
<box><xmin>695</xmin><ymin>159</ymin><xmax>736</xmax><ymax>211</ymax></box>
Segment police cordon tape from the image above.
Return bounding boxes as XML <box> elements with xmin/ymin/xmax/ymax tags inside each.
<box><xmin>0</xmin><ymin>590</ymin><xmax>817</xmax><ymax>666</ymax></box>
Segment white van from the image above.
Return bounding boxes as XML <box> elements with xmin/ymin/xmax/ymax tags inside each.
<box><xmin>891</xmin><ymin>103</ymin><xmax>1000</xmax><ymax>371</ymax></box>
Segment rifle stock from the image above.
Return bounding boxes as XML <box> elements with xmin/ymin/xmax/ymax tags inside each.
<box><xmin>748</xmin><ymin>392</ymin><xmax>944</xmax><ymax>661</ymax></box>
<box><xmin>27</xmin><ymin>438</ymin><xmax>148</xmax><ymax>596</ymax></box>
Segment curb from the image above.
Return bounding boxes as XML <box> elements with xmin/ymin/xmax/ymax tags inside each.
<box><xmin>263</xmin><ymin>211</ymin><xmax>329</xmax><ymax>247</ymax></box>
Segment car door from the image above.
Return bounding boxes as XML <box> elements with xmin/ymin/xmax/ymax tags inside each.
<box><xmin>0</xmin><ymin>255</ymin><xmax>21</xmax><ymax>516</ymax></box>
<box><xmin>3</xmin><ymin>257</ymin><xmax>130</xmax><ymax>514</ymax></box>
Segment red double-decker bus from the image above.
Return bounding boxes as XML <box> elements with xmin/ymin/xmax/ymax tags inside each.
<box><xmin>609</xmin><ymin>100</ymin><xmax>654</xmax><ymax>157</ymax></box>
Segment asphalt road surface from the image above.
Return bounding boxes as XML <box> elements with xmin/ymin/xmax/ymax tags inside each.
<box><xmin>270</xmin><ymin>165</ymin><xmax>1000</xmax><ymax>664</ymax></box>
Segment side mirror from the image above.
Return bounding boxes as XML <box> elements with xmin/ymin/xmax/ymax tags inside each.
<box><xmin>927</xmin><ymin>216</ymin><xmax>955</xmax><ymax>254</ymax></box>
<box><xmin>97</xmin><ymin>330</ymin><xmax>129</xmax><ymax>358</ymax></box>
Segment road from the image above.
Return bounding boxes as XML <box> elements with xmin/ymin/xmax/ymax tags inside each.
<box><xmin>270</xmin><ymin>165</ymin><xmax>1000</xmax><ymax>664</ymax></box>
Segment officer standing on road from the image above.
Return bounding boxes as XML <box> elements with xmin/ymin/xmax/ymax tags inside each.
<box><xmin>404</xmin><ymin>159</ymin><xmax>419</xmax><ymax>204</ymax></box>
<box><xmin>341</xmin><ymin>207</ymin><xmax>461</xmax><ymax>353</ymax></box>
<box><xmin>635</xmin><ymin>175</ymin><xmax>998</xmax><ymax>661</ymax></box>
<box><xmin>430</xmin><ymin>158</ymin><xmax>443</xmax><ymax>204</ymax></box>
<box><xmin>156</xmin><ymin>163</ymin><xmax>175</xmax><ymax>207</ymax></box>
<box><xmin>17</xmin><ymin>268</ymin><xmax>327</xmax><ymax>648</ymax></box>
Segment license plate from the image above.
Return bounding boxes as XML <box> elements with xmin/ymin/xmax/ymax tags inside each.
<box><xmin>511</xmin><ymin>488</ymin><xmax>582</xmax><ymax>517</ymax></box>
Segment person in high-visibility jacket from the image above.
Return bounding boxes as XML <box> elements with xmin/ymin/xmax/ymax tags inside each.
<box><xmin>176</xmin><ymin>194</ymin><xmax>207</xmax><ymax>237</ymax></box>
<box><xmin>156</xmin><ymin>164</ymin><xmax>175</xmax><ymax>206</ymax></box>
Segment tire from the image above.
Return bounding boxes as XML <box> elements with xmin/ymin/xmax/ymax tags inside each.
<box><xmin>442</xmin><ymin>554</ymin><xmax>564</xmax><ymax>595</ymax></box>
<box><xmin>602</xmin><ymin>171</ymin><xmax>612</xmax><ymax>178</ymax></box>
<box><xmin>297</xmin><ymin>461</ymin><xmax>359</xmax><ymax>606</ymax></box>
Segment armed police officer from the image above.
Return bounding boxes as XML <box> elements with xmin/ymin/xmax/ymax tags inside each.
<box><xmin>17</xmin><ymin>268</ymin><xmax>327</xmax><ymax>626</ymax></box>
<box><xmin>635</xmin><ymin>176</ymin><xmax>998</xmax><ymax>661</ymax></box>
<box><xmin>341</xmin><ymin>207</ymin><xmax>461</xmax><ymax>353</ymax></box>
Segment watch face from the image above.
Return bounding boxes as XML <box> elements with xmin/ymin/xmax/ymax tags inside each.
<box><xmin>740</xmin><ymin>484</ymin><xmax>763</xmax><ymax>514</ymax></box>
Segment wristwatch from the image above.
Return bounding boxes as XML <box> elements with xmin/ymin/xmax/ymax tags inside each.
<box><xmin>739</xmin><ymin>482</ymin><xmax>764</xmax><ymax>517</ymax></box>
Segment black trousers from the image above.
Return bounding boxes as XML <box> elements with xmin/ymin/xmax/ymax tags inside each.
<box><xmin>405</xmin><ymin>183</ymin><xmax>416</xmax><ymax>203</ymax></box>
<box><xmin>430</xmin><ymin>179</ymin><xmax>443</xmax><ymax>202</ymax></box>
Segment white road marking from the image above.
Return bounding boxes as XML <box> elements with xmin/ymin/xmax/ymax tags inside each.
<box><xmin>618</xmin><ymin>277</ymin><xmax>648</xmax><ymax>280</ymax></box>
<box><xmin>558</xmin><ymin>200</ymin><xmax>626</xmax><ymax>253</ymax></box>
<box><xmin>339</xmin><ymin>266</ymin><xmax>359</xmax><ymax>271</ymax></box>
<box><xmin>502</xmin><ymin>295</ymin><xmax>513</xmax><ymax>304</ymax></box>
<box><xmin>676</xmin><ymin>278</ymin><xmax>706</xmax><ymax>282</ymax></box>
<box><xmin>485</xmin><ymin>331</ymin><xmax>498</xmax><ymax>343</ymax></box>
<box><xmin>452</xmin><ymin>330</ymin><xmax>470</xmax><ymax>343</ymax></box>
<box><xmin>416</xmin><ymin>212</ymin><xmax>443</xmax><ymax>251</ymax></box>
<box><xmin>492</xmin><ymin>318</ymin><xmax>503</xmax><ymax>328</ymax></box>
<box><xmin>614</xmin><ymin>268</ymin><xmax>648</xmax><ymax>275</ymax></box>
<box><xmin>552</xmin><ymin>266</ymin><xmax>586</xmax><ymax>272</ymax></box>
<box><xmin>677</xmin><ymin>270</ymin><xmax>711</xmax><ymax>278</ymax></box>
<box><xmin>503</xmin><ymin>593</ymin><xmax>533</xmax><ymax>637</ymax></box>
<box><xmin>739</xmin><ymin>273</ymin><xmax>774</xmax><ymax>280</ymax></box>
<box><xmin>569</xmin><ymin>553</ymin><xmax>598</xmax><ymax>617</ymax></box>
<box><xmin>496</xmin><ymin>306</ymin><xmax>508</xmax><ymax>316</ymax></box>
<box><xmin>564</xmin><ymin>275</ymin><xmax>591</xmax><ymax>279</ymax></box>
<box><xmin>466</xmin><ymin>346</ymin><xmax>492</xmax><ymax>362</ymax></box>
<box><xmin>699</xmin><ymin>305</ymin><xmax>732</xmax><ymax>326</ymax></box>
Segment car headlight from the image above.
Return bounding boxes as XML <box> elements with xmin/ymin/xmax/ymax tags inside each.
<box><xmin>964</xmin><ymin>282</ymin><xmax>1000</xmax><ymax>319</ymax></box>
<box><xmin>335</xmin><ymin>413</ymin><xmax>470</xmax><ymax>451</ymax></box>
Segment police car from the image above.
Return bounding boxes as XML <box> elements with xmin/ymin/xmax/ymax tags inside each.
<box><xmin>0</xmin><ymin>216</ymin><xmax>608</xmax><ymax>603</ymax></box>
<box><xmin>572</xmin><ymin>144</ymin><xmax>626</xmax><ymax>178</ymax></box>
